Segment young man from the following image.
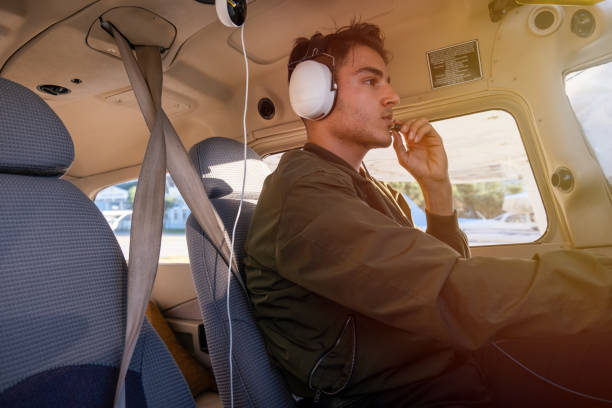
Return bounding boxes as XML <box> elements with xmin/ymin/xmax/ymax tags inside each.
<box><xmin>244</xmin><ymin>22</ymin><xmax>612</xmax><ymax>406</ymax></box>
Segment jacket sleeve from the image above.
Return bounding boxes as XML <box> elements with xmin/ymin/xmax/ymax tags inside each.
<box><xmin>384</xmin><ymin>181</ymin><xmax>470</xmax><ymax>257</ymax></box>
<box><xmin>425</xmin><ymin>211</ymin><xmax>470</xmax><ymax>258</ymax></box>
<box><xmin>276</xmin><ymin>171</ymin><xmax>612</xmax><ymax>350</ymax></box>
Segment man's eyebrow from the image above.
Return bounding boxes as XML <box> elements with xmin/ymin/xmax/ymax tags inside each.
<box><xmin>355</xmin><ymin>66</ymin><xmax>391</xmax><ymax>83</ymax></box>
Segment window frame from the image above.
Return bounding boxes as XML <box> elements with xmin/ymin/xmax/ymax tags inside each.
<box><xmin>260</xmin><ymin>94</ymin><xmax>557</xmax><ymax>247</ymax></box>
<box><xmin>563</xmin><ymin>55</ymin><xmax>612</xmax><ymax>198</ymax></box>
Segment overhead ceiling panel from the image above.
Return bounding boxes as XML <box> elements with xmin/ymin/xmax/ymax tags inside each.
<box><xmin>227</xmin><ymin>0</ymin><xmax>396</xmax><ymax>64</ymax></box>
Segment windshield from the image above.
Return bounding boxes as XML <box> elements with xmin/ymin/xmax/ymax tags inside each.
<box><xmin>565</xmin><ymin>60</ymin><xmax>612</xmax><ymax>188</ymax></box>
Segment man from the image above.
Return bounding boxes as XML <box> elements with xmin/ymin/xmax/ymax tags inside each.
<box><xmin>244</xmin><ymin>22</ymin><xmax>612</xmax><ymax>407</ymax></box>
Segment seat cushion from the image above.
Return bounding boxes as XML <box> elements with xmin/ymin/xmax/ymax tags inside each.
<box><xmin>0</xmin><ymin>78</ymin><xmax>73</xmax><ymax>176</ymax></box>
<box><xmin>186</xmin><ymin>137</ymin><xmax>295</xmax><ymax>407</ymax></box>
<box><xmin>189</xmin><ymin>136</ymin><xmax>271</xmax><ymax>200</ymax></box>
<box><xmin>0</xmin><ymin>175</ymin><xmax>194</xmax><ymax>407</ymax></box>
<box><xmin>0</xmin><ymin>77</ymin><xmax>195</xmax><ymax>407</ymax></box>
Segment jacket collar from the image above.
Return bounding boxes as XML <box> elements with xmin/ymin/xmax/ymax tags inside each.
<box><xmin>303</xmin><ymin>143</ymin><xmax>411</xmax><ymax>226</ymax></box>
<box><xmin>303</xmin><ymin>143</ymin><xmax>363</xmax><ymax>176</ymax></box>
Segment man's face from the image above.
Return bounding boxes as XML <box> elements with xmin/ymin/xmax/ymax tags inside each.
<box><xmin>324</xmin><ymin>44</ymin><xmax>400</xmax><ymax>149</ymax></box>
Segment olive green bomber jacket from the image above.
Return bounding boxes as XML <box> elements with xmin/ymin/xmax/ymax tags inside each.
<box><xmin>244</xmin><ymin>143</ymin><xmax>612</xmax><ymax>398</ymax></box>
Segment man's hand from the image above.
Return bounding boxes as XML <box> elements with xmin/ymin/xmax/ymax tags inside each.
<box><xmin>391</xmin><ymin>118</ymin><xmax>454</xmax><ymax>216</ymax></box>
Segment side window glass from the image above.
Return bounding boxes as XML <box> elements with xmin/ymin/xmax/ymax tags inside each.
<box><xmin>263</xmin><ymin>152</ymin><xmax>284</xmax><ymax>172</ymax></box>
<box><xmin>565</xmin><ymin>61</ymin><xmax>612</xmax><ymax>187</ymax></box>
<box><xmin>363</xmin><ymin>110</ymin><xmax>547</xmax><ymax>246</ymax></box>
<box><xmin>94</xmin><ymin>174</ymin><xmax>190</xmax><ymax>263</ymax></box>
<box><xmin>263</xmin><ymin>111</ymin><xmax>547</xmax><ymax>247</ymax></box>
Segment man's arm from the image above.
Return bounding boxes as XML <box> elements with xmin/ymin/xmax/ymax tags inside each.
<box><xmin>389</xmin><ymin>118</ymin><xmax>470</xmax><ymax>256</ymax></box>
<box><xmin>386</xmin><ymin>183</ymin><xmax>470</xmax><ymax>257</ymax></box>
<box><xmin>425</xmin><ymin>210</ymin><xmax>470</xmax><ymax>258</ymax></box>
<box><xmin>277</xmin><ymin>171</ymin><xmax>612</xmax><ymax>350</ymax></box>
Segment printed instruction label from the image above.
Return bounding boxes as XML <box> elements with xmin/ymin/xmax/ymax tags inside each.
<box><xmin>427</xmin><ymin>40</ymin><xmax>482</xmax><ymax>89</ymax></box>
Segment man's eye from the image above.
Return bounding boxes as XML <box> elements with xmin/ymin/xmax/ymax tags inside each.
<box><xmin>364</xmin><ymin>78</ymin><xmax>376</xmax><ymax>86</ymax></box>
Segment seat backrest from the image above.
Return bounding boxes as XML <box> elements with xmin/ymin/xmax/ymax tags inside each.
<box><xmin>186</xmin><ymin>137</ymin><xmax>295</xmax><ymax>407</ymax></box>
<box><xmin>0</xmin><ymin>78</ymin><xmax>194</xmax><ymax>408</ymax></box>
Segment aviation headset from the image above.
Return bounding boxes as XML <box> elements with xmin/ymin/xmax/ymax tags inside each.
<box><xmin>288</xmin><ymin>37</ymin><xmax>338</xmax><ymax>121</ymax></box>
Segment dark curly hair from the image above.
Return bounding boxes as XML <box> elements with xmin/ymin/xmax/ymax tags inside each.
<box><xmin>288</xmin><ymin>21</ymin><xmax>390</xmax><ymax>82</ymax></box>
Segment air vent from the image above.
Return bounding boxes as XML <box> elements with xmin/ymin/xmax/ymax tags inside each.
<box><xmin>528</xmin><ymin>6</ymin><xmax>563</xmax><ymax>36</ymax></box>
<box><xmin>37</xmin><ymin>84</ymin><xmax>71</xmax><ymax>96</ymax></box>
<box><xmin>571</xmin><ymin>9</ymin><xmax>596</xmax><ymax>38</ymax></box>
<box><xmin>551</xmin><ymin>167</ymin><xmax>574</xmax><ymax>192</ymax></box>
<box><xmin>258</xmin><ymin>97</ymin><xmax>276</xmax><ymax>120</ymax></box>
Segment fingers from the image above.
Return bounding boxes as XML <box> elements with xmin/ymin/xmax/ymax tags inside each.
<box><xmin>391</xmin><ymin>119</ymin><xmax>414</xmax><ymax>150</ymax></box>
<box><xmin>392</xmin><ymin>128</ymin><xmax>407</xmax><ymax>156</ymax></box>
<box><xmin>394</xmin><ymin>118</ymin><xmax>417</xmax><ymax>137</ymax></box>
<box><xmin>406</xmin><ymin>118</ymin><xmax>428</xmax><ymax>143</ymax></box>
<box><xmin>393</xmin><ymin>118</ymin><xmax>438</xmax><ymax>145</ymax></box>
<box><xmin>414</xmin><ymin>122</ymin><xmax>434</xmax><ymax>144</ymax></box>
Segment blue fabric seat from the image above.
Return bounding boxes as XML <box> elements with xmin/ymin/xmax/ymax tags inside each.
<box><xmin>186</xmin><ymin>137</ymin><xmax>296</xmax><ymax>407</ymax></box>
<box><xmin>0</xmin><ymin>78</ymin><xmax>195</xmax><ymax>407</ymax></box>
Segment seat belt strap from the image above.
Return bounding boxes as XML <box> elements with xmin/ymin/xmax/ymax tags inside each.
<box><xmin>104</xmin><ymin>24</ymin><xmax>240</xmax><ymax>277</ymax></box>
<box><xmin>103</xmin><ymin>22</ymin><xmax>242</xmax><ymax>408</ymax></box>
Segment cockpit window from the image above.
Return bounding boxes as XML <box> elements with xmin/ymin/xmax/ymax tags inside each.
<box><xmin>565</xmin><ymin>60</ymin><xmax>612</xmax><ymax>188</ymax></box>
<box><xmin>263</xmin><ymin>110</ymin><xmax>547</xmax><ymax>247</ymax></box>
<box><xmin>363</xmin><ymin>110</ymin><xmax>547</xmax><ymax>246</ymax></box>
<box><xmin>94</xmin><ymin>174</ymin><xmax>190</xmax><ymax>263</ymax></box>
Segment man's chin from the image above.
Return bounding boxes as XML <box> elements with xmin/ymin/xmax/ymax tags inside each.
<box><xmin>348</xmin><ymin>129</ymin><xmax>393</xmax><ymax>150</ymax></box>
<box><xmin>369</xmin><ymin>132</ymin><xmax>393</xmax><ymax>149</ymax></box>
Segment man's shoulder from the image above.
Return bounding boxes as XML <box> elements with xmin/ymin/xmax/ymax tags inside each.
<box><xmin>274</xmin><ymin>148</ymin><xmax>353</xmax><ymax>188</ymax></box>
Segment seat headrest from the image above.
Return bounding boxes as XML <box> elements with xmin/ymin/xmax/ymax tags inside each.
<box><xmin>189</xmin><ymin>137</ymin><xmax>271</xmax><ymax>199</ymax></box>
<box><xmin>0</xmin><ymin>78</ymin><xmax>74</xmax><ymax>177</ymax></box>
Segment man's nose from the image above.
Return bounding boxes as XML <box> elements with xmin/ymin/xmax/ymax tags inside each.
<box><xmin>382</xmin><ymin>84</ymin><xmax>400</xmax><ymax>107</ymax></box>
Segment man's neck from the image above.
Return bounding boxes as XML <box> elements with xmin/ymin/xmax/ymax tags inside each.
<box><xmin>306</xmin><ymin>132</ymin><xmax>367</xmax><ymax>172</ymax></box>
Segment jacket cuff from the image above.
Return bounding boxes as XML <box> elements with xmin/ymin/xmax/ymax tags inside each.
<box><xmin>425</xmin><ymin>210</ymin><xmax>460</xmax><ymax>238</ymax></box>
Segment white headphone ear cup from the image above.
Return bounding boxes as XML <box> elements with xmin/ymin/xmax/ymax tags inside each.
<box><xmin>289</xmin><ymin>60</ymin><xmax>336</xmax><ymax>120</ymax></box>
